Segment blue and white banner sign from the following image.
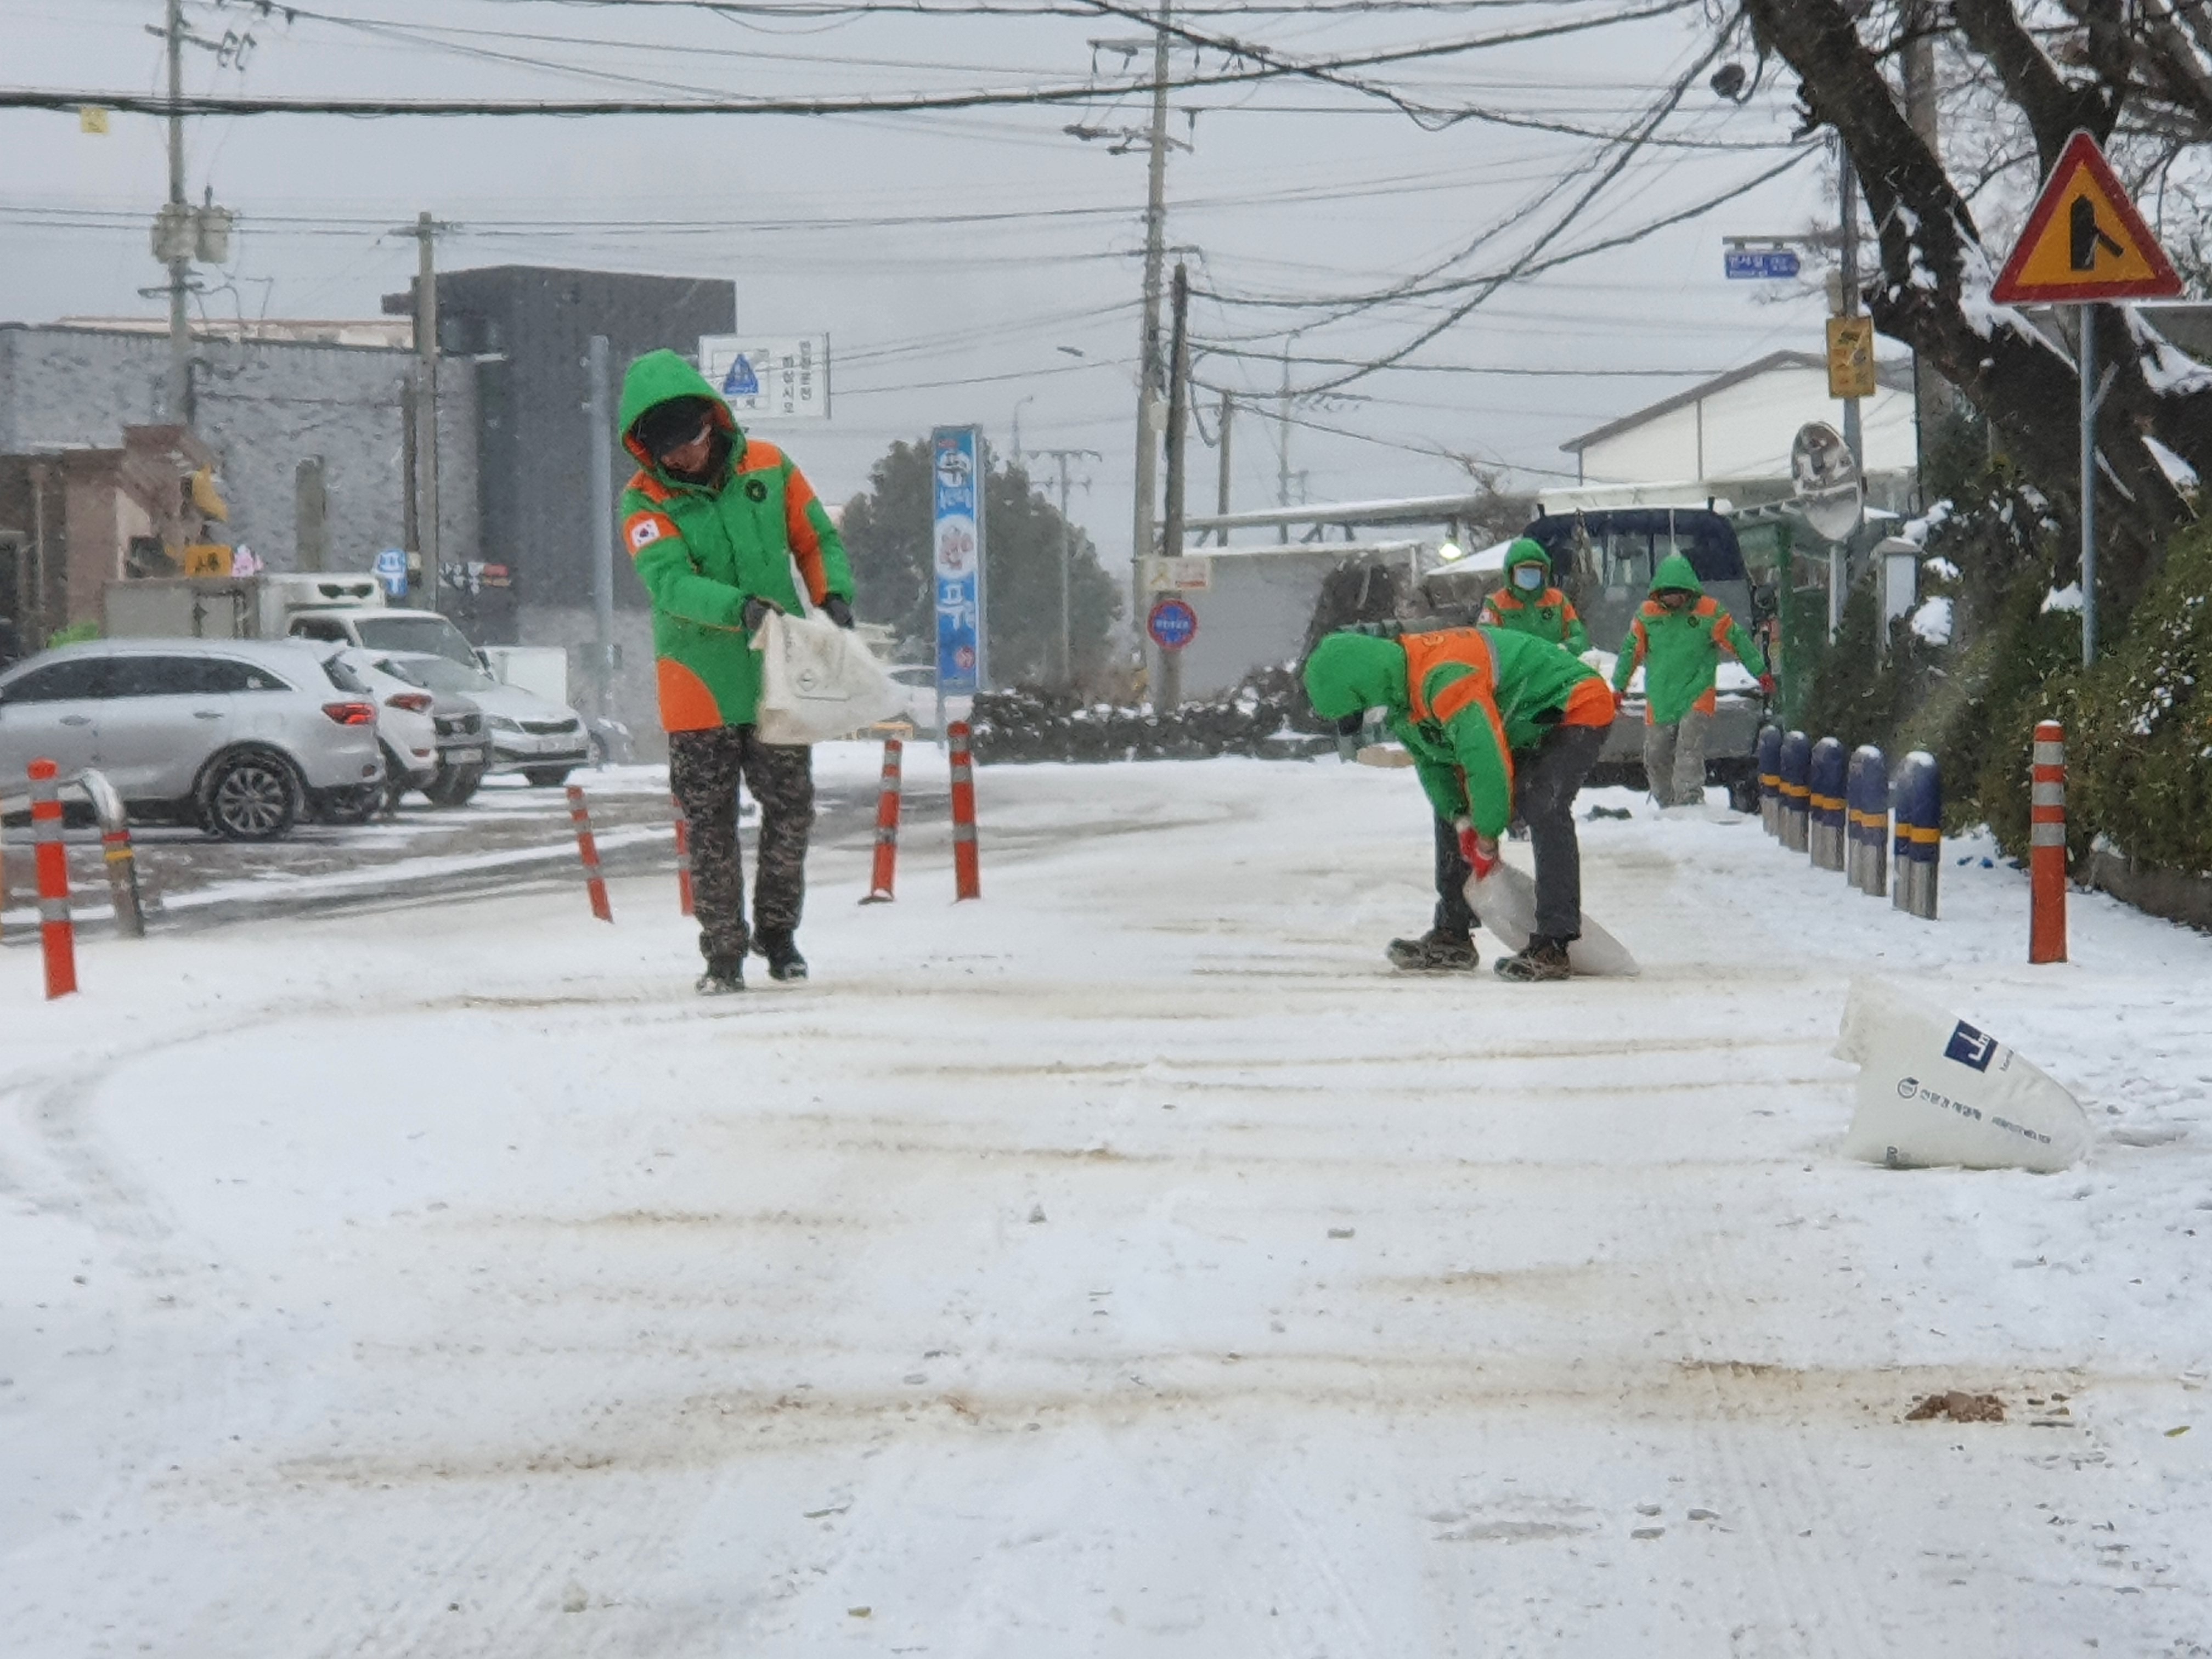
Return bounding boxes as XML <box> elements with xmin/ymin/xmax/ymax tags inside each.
<box><xmin>931</xmin><ymin>426</ymin><xmax>985</xmax><ymax>696</ymax></box>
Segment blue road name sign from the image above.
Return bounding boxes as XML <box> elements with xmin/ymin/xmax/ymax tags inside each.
<box><xmin>1725</xmin><ymin>248</ymin><xmax>1801</xmax><ymax>280</ymax></box>
<box><xmin>373</xmin><ymin>546</ymin><xmax>409</xmax><ymax>598</ymax></box>
<box><xmin>930</xmin><ymin>426</ymin><xmax>985</xmax><ymax>696</ymax></box>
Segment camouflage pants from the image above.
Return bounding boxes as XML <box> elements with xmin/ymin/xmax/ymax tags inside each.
<box><xmin>668</xmin><ymin>725</ymin><xmax>814</xmax><ymax>963</ymax></box>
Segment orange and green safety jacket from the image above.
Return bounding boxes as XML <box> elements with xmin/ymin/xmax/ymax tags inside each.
<box><xmin>1304</xmin><ymin>626</ymin><xmax>1613</xmax><ymax>839</ymax></box>
<box><xmin>617</xmin><ymin>349</ymin><xmax>854</xmax><ymax>731</ymax></box>
<box><xmin>1481</xmin><ymin>538</ymin><xmax>1590</xmax><ymax>654</ymax></box>
<box><xmin>1610</xmin><ymin>551</ymin><xmax>1767</xmax><ymax>726</ymax></box>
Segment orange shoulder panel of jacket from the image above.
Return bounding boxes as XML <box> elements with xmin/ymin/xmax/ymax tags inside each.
<box><xmin>656</xmin><ymin>658</ymin><xmax>725</xmax><ymax>733</ymax></box>
<box><xmin>1487</xmin><ymin>590</ymin><xmax>1524</xmax><ymax>613</ymax></box>
<box><xmin>1561</xmin><ymin>596</ymin><xmax>1582</xmax><ymax>618</ymax></box>
<box><xmin>1630</xmin><ymin>616</ymin><xmax>1651</xmax><ymax>647</ymax></box>
<box><xmin>1694</xmin><ymin>596</ymin><xmax>1720</xmax><ymax>617</ymax></box>
<box><xmin>1561</xmin><ymin>676</ymin><xmax>1617</xmax><ymax>729</ymax></box>
<box><xmin>623</xmin><ymin>509</ymin><xmax>681</xmax><ymax>559</ymax></box>
<box><xmin>628</xmin><ymin>469</ymin><xmax>674</xmax><ymax>505</ymax></box>
<box><xmin>1400</xmin><ymin>628</ymin><xmax>1493</xmax><ymax>723</ymax></box>
<box><xmin>738</xmin><ymin>438</ymin><xmax>785</xmax><ymax>473</ymax></box>
<box><xmin>1429</xmin><ymin>671</ymin><xmax>1499</xmax><ymax>727</ymax></box>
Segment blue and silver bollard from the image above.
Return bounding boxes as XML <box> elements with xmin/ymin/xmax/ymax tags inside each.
<box><xmin>1778</xmin><ymin>730</ymin><xmax>1811</xmax><ymax>853</ymax></box>
<box><xmin>1847</xmin><ymin>744</ymin><xmax>1888</xmax><ymax>896</ymax></box>
<box><xmin>1892</xmin><ymin>751</ymin><xmax>1941</xmax><ymax>919</ymax></box>
<box><xmin>1809</xmin><ymin>737</ymin><xmax>1847</xmax><ymax>871</ymax></box>
<box><xmin>1757</xmin><ymin>724</ymin><xmax>1783</xmax><ymax>838</ymax></box>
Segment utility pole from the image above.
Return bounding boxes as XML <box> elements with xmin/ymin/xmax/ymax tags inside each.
<box><xmin>1032</xmin><ymin>445</ymin><xmax>1100</xmax><ymax>687</ymax></box>
<box><xmin>1129</xmin><ymin>0</ymin><xmax>1173</xmax><ymax>690</ymax></box>
<box><xmin>1836</xmin><ymin>152</ymin><xmax>1865</xmax><ymax>642</ymax></box>
<box><xmin>1276</xmin><ymin>341</ymin><xmax>1293</xmax><ymax>544</ymax></box>
<box><xmin>163</xmin><ymin>0</ymin><xmax>190</xmax><ymax>425</ymax></box>
<box><xmin>586</xmin><ymin>335</ymin><xmax>618</xmax><ymax>729</ymax></box>
<box><xmin>1215</xmin><ymin>388</ymin><xmax>1232</xmax><ymax>546</ymax></box>
<box><xmin>400</xmin><ymin>212</ymin><xmax>447</xmax><ymax>609</ymax></box>
<box><xmin>1158</xmin><ymin>261</ymin><xmax>1192</xmax><ymax>712</ymax></box>
<box><xmin>1901</xmin><ymin>0</ymin><xmax>1944</xmax><ymax>506</ymax></box>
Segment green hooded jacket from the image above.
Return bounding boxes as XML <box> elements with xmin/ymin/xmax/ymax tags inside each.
<box><xmin>1480</xmin><ymin>538</ymin><xmax>1590</xmax><ymax>654</ymax></box>
<box><xmin>617</xmin><ymin>349</ymin><xmax>855</xmax><ymax>732</ymax></box>
<box><xmin>1609</xmin><ymin>551</ymin><xmax>1766</xmax><ymax>726</ymax></box>
<box><xmin>1305</xmin><ymin>625</ymin><xmax>1604</xmax><ymax>837</ymax></box>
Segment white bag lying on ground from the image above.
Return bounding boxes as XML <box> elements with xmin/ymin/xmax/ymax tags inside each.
<box><xmin>1469</xmin><ymin>860</ymin><xmax>1639</xmax><ymax>977</ymax></box>
<box><xmin>1832</xmin><ymin>980</ymin><xmax>2091</xmax><ymax>1171</ymax></box>
<box><xmin>752</xmin><ymin>608</ymin><xmax>908</xmax><ymax>745</ymax></box>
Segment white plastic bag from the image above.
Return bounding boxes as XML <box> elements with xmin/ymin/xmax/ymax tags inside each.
<box><xmin>1832</xmin><ymin>980</ymin><xmax>2091</xmax><ymax>1172</ymax></box>
<box><xmin>752</xmin><ymin>608</ymin><xmax>907</xmax><ymax>745</ymax></box>
<box><xmin>1469</xmin><ymin>860</ymin><xmax>1639</xmax><ymax>977</ymax></box>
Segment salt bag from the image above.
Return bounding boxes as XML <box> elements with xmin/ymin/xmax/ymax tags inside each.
<box><xmin>752</xmin><ymin>608</ymin><xmax>909</xmax><ymax>746</ymax></box>
<box><xmin>1833</xmin><ymin>980</ymin><xmax>2091</xmax><ymax>1172</ymax></box>
<box><xmin>1469</xmin><ymin>860</ymin><xmax>1639</xmax><ymax>977</ymax></box>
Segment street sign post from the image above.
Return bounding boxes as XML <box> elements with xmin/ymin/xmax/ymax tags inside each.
<box><xmin>1990</xmin><ymin>130</ymin><xmax>2183</xmax><ymax>666</ymax></box>
<box><xmin>931</xmin><ymin>427</ymin><xmax>985</xmax><ymax>725</ymax></box>
<box><xmin>1724</xmin><ymin>247</ymin><xmax>1801</xmax><ymax>280</ymax></box>
<box><xmin>699</xmin><ymin>335</ymin><xmax>831</xmax><ymax>423</ymax></box>
<box><xmin>1147</xmin><ymin>596</ymin><xmax>1198</xmax><ymax>652</ymax></box>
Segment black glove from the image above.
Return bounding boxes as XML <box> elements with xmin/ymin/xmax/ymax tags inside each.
<box><xmin>822</xmin><ymin>595</ymin><xmax>855</xmax><ymax>629</ymax></box>
<box><xmin>741</xmin><ymin>596</ymin><xmax>775</xmax><ymax>634</ymax></box>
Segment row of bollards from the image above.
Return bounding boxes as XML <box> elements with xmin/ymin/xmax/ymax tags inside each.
<box><xmin>1757</xmin><ymin>725</ymin><xmax>1939</xmax><ymax>921</ymax></box>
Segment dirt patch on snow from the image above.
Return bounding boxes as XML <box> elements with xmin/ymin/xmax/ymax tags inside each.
<box><xmin>1905</xmin><ymin>1390</ymin><xmax>2007</xmax><ymax>1423</ymax></box>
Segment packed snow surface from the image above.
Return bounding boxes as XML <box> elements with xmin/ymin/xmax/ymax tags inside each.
<box><xmin>5</xmin><ymin>750</ymin><xmax>2210</xmax><ymax>1655</ymax></box>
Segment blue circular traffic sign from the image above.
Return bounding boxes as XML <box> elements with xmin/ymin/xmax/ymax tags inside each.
<box><xmin>1147</xmin><ymin>596</ymin><xmax>1198</xmax><ymax>651</ymax></box>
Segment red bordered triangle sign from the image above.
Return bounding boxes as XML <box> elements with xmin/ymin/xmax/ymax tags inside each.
<box><xmin>1991</xmin><ymin>129</ymin><xmax>2183</xmax><ymax>303</ymax></box>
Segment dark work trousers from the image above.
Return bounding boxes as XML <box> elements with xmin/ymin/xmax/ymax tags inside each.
<box><xmin>1432</xmin><ymin>814</ymin><xmax>1477</xmax><ymax>938</ymax></box>
<box><xmin>668</xmin><ymin>725</ymin><xmax>815</xmax><ymax>963</ymax></box>
<box><xmin>1515</xmin><ymin>722</ymin><xmax>1607</xmax><ymax>941</ymax></box>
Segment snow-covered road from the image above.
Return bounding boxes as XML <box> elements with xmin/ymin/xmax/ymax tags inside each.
<box><xmin>5</xmin><ymin>746</ymin><xmax>2209</xmax><ymax>1656</ymax></box>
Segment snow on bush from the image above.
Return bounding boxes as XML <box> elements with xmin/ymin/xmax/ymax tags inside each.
<box><xmin>1910</xmin><ymin>596</ymin><xmax>1955</xmax><ymax>646</ymax></box>
<box><xmin>2042</xmin><ymin>583</ymin><xmax>2085</xmax><ymax>614</ymax></box>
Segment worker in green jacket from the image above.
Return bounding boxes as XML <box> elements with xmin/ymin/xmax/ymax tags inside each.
<box><xmin>1305</xmin><ymin>625</ymin><xmax>1617</xmax><ymax>981</ymax></box>
<box><xmin>1480</xmin><ymin>538</ymin><xmax>1590</xmax><ymax>655</ymax></box>
<box><xmin>1610</xmin><ymin>551</ymin><xmax>1773</xmax><ymax>809</ymax></box>
<box><xmin>618</xmin><ymin>348</ymin><xmax>856</xmax><ymax>994</ymax></box>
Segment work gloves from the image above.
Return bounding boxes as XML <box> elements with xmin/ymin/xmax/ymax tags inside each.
<box><xmin>822</xmin><ymin>595</ymin><xmax>855</xmax><ymax>629</ymax></box>
<box><xmin>1455</xmin><ymin>819</ymin><xmax>1500</xmax><ymax>882</ymax></box>
<box><xmin>1758</xmin><ymin>673</ymin><xmax>1777</xmax><ymax>697</ymax></box>
<box><xmin>741</xmin><ymin>596</ymin><xmax>775</xmax><ymax>635</ymax></box>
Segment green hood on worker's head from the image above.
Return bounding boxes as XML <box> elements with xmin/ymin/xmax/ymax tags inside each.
<box><xmin>1304</xmin><ymin>631</ymin><xmax>1409</xmax><ymax>721</ymax></box>
<box><xmin>617</xmin><ymin>348</ymin><xmax>740</xmax><ymax>469</ymax></box>
<box><xmin>1649</xmin><ymin>551</ymin><xmax>1703</xmax><ymax>597</ymax></box>
<box><xmin>1502</xmin><ymin>537</ymin><xmax>1554</xmax><ymax>585</ymax></box>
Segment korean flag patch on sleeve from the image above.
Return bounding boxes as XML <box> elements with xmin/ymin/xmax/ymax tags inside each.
<box><xmin>626</xmin><ymin>511</ymin><xmax>678</xmax><ymax>554</ymax></box>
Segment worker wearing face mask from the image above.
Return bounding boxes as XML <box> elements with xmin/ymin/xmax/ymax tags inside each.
<box><xmin>1611</xmin><ymin>551</ymin><xmax>1773</xmax><ymax>809</ymax></box>
<box><xmin>1480</xmin><ymin>539</ymin><xmax>1590</xmax><ymax>656</ymax></box>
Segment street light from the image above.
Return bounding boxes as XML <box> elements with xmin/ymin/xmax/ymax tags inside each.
<box><xmin>1012</xmin><ymin>394</ymin><xmax>1036</xmax><ymax>466</ymax></box>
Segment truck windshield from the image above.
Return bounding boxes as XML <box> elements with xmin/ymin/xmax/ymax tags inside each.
<box><xmin>353</xmin><ymin>614</ymin><xmax>479</xmax><ymax>667</ymax></box>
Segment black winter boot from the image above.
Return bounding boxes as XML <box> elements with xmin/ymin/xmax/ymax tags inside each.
<box><xmin>1386</xmin><ymin>929</ymin><xmax>1479</xmax><ymax>972</ymax></box>
<box><xmin>1494</xmin><ymin>935</ymin><xmax>1572</xmax><ymax>982</ymax></box>
<box><xmin>695</xmin><ymin>954</ymin><xmax>746</xmax><ymax>996</ymax></box>
<box><xmin>755</xmin><ymin>929</ymin><xmax>808</xmax><ymax>983</ymax></box>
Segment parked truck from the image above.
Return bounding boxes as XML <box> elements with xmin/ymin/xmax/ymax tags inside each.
<box><xmin>103</xmin><ymin>572</ymin><xmax>390</xmax><ymax>642</ymax></box>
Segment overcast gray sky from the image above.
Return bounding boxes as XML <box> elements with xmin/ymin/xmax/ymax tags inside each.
<box><xmin>2</xmin><ymin>0</ymin><xmax>1839</xmax><ymax>565</ymax></box>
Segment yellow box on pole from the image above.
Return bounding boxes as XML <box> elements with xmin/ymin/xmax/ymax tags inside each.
<box><xmin>1826</xmin><ymin>316</ymin><xmax>1877</xmax><ymax>400</ymax></box>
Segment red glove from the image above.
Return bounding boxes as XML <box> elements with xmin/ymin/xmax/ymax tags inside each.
<box><xmin>1758</xmin><ymin>673</ymin><xmax>1777</xmax><ymax>697</ymax></box>
<box><xmin>1457</xmin><ymin>822</ymin><xmax>1500</xmax><ymax>882</ymax></box>
<box><xmin>1612</xmin><ymin>688</ymin><xmax>1628</xmax><ymax>713</ymax></box>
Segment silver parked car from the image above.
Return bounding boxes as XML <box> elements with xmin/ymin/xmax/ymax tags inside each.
<box><xmin>371</xmin><ymin>652</ymin><xmax>591</xmax><ymax>791</ymax></box>
<box><xmin>0</xmin><ymin>639</ymin><xmax>384</xmax><ymax>840</ymax></box>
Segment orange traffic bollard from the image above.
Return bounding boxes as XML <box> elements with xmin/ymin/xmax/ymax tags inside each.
<box><xmin>29</xmin><ymin>759</ymin><xmax>78</xmax><ymax>998</ymax></box>
<box><xmin>862</xmin><ymin>737</ymin><xmax>902</xmax><ymax>904</ymax></box>
<box><xmin>566</xmin><ymin>783</ymin><xmax>614</xmax><ymax>923</ymax></box>
<box><xmin>2029</xmin><ymin>720</ymin><xmax>2067</xmax><ymax>963</ymax></box>
<box><xmin>671</xmin><ymin>795</ymin><xmax>695</xmax><ymax>917</ymax></box>
<box><xmin>947</xmin><ymin>721</ymin><xmax>981</xmax><ymax>901</ymax></box>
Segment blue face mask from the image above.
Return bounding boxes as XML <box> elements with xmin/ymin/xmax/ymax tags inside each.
<box><xmin>1512</xmin><ymin>564</ymin><xmax>1546</xmax><ymax>591</ymax></box>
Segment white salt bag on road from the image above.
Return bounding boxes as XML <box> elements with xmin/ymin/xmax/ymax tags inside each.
<box><xmin>1470</xmin><ymin>861</ymin><xmax>1639</xmax><ymax>977</ymax></box>
<box><xmin>1833</xmin><ymin>980</ymin><xmax>2091</xmax><ymax>1172</ymax></box>
<box><xmin>752</xmin><ymin>608</ymin><xmax>908</xmax><ymax>745</ymax></box>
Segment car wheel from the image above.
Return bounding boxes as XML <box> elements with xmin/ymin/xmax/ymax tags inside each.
<box><xmin>200</xmin><ymin>749</ymin><xmax>300</xmax><ymax>842</ymax></box>
<box><xmin>425</xmin><ymin>765</ymin><xmax>482</xmax><ymax>807</ymax></box>
<box><xmin>522</xmin><ymin>766</ymin><xmax>572</xmax><ymax>788</ymax></box>
<box><xmin>380</xmin><ymin>746</ymin><xmax>414</xmax><ymax>813</ymax></box>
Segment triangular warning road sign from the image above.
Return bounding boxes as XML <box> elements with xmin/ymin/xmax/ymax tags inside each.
<box><xmin>722</xmin><ymin>353</ymin><xmax>760</xmax><ymax>397</ymax></box>
<box><xmin>1991</xmin><ymin>129</ymin><xmax>2183</xmax><ymax>303</ymax></box>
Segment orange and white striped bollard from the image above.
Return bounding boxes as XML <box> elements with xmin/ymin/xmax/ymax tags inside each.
<box><xmin>947</xmin><ymin>721</ymin><xmax>980</xmax><ymax>901</ymax></box>
<box><xmin>566</xmin><ymin>783</ymin><xmax>614</xmax><ymax>923</ymax></box>
<box><xmin>2029</xmin><ymin>720</ymin><xmax>2067</xmax><ymax>963</ymax></box>
<box><xmin>671</xmin><ymin>795</ymin><xmax>695</xmax><ymax>917</ymax></box>
<box><xmin>861</xmin><ymin>736</ymin><xmax>902</xmax><ymax>904</ymax></box>
<box><xmin>29</xmin><ymin>759</ymin><xmax>78</xmax><ymax>998</ymax></box>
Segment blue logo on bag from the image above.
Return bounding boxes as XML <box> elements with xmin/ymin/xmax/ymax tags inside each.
<box><xmin>1944</xmin><ymin>1022</ymin><xmax>1998</xmax><ymax>1071</ymax></box>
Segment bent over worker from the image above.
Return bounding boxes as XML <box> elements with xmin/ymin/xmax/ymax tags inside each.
<box><xmin>1610</xmin><ymin>551</ymin><xmax>1773</xmax><ymax>808</ymax></box>
<box><xmin>1305</xmin><ymin>625</ymin><xmax>1616</xmax><ymax>982</ymax></box>
<box><xmin>618</xmin><ymin>349</ymin><xmax>856</xmax><ymax>995</ymax></box>
<box><xmin>1480</xmin><ymin>538</ymin><xmax>1589</xmax><ymax>656</ymax></box>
